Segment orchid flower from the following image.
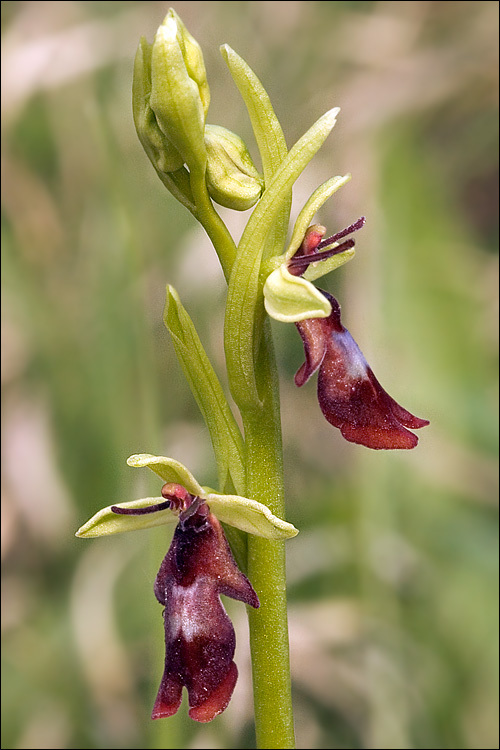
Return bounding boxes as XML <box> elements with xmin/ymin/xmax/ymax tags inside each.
<box><xmin>76</xmin><ymin>455</ymin><xmax>297</xmax><ymax>721</ymax></box>
<box><xmin>264</xmin><ymin>221</ymin><xmax>429</xmax><ymax>449</ymax></box>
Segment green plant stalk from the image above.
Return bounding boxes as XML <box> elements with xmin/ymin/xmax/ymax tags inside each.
<box><xmin>244</xmin><ymin>322</ymin><xmax>295</xmax><ymax>749</ymax></box>
<box><xmin>190</xmin><ymin>167</ymin><xmax>237</xmax><ymax>281</ymax></box>
<box><xmin>195</xmin><ymin>197</ymin><xmax>295</xmax><ymax>747</ymax></box>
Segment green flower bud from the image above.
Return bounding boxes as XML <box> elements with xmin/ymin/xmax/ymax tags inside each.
<box><xmin>204</xmin><ymin>125</ymin><xmax>263</xmax><ymax>211</ymax></box>
<box><xmin>132</xmin><ymin>36</ymin><xmax>185</xmax><ymax>174</ymax></box>
<box><xmin>149</xmin><ymin>9</ymin><xmax>209</xmax><ymax>172</ymax></box>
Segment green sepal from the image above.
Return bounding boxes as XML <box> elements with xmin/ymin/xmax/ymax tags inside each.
<box><xmin>127</xmin><ymin>453</ymin><xmax>204</xmax><ymax>493</ymax></box>
<box><xmin>203</xmin><ymin>492</ymin><xmax>298</xmax><ymax>540</ymax></box>
<box><xmin>132</xmin><ymin>36</ymin><xmax>185</xmax><ymax>173</ymax></box>
<box><xmin>303</xmin><ymin>244</ymin><xmax>356</xmax><ymax>281</ymax></box>
<box><xmin>75</xmin><ymin>493</ymin><xmax>297</xmax><ymax>541</ymax></box>
<box><xmin>263</xmin><ymin>265</ymin><xmax>332</xmax><ymax>322</ymax></box>
<box><xmin>75</xmin><ymin>497</ymin><xmax>176</xmax><ymax>538</ymax></box>
<box><xmin>164</xmin><ymin>286</ymin><xmax>246</xmax><ymax>495</ymax></box>
<box><xmin>76</xmin><ymin>454</ymin><xmax>298</xmax><ymax>541</ymax></box>
<box><xmin>170</xmin><ymin>8</ymin><xmax>210</xmax><ymax>118</ymax></box>
<box><xmin>204</xmin><ymin>124</ymin><xmax>263</xmax><ymax>211</ymax></box>
<box><xmin>132</xmin><ymin>37</ymin><xmax>197</xmax><ymax>211</ymax></box>
<box><xmin>225</xmin><ymin>107</ymin><xmax>340</xmax><ymax>410</ymax></box>
<box><xmin>284</xmin><ymin>174</ymin><xmax>351</xmax><ymax>261</ymax></box>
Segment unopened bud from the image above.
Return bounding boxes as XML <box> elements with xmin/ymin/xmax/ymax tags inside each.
<box><xmin>149</xmin><ymin>9</ymin><xmax>209</xmax><ymax>172</ymax></box>
<box><xmin>132</xmin><ymin>36</ymin><xmax>184</xmax><ymax>174</ymax></box>
<box><xmin>205</xmin><ymin>125</ymin><xmax>263</xmax><ymax>211</ymax></box>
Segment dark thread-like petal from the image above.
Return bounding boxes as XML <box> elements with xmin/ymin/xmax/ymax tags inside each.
<box><xmin>288</xmin><ymin>218</ymin><xmax>365</xmax><ymax>276</ymax></box>
<box><xmin>316</xmin><ymin>217</ymin><xmax>366</xmax><ymax>251</ymax></box>
<box><xmin>295</xmin><ymin>291</ymin><xmax>429</xmax><ymax>449</ymax></box>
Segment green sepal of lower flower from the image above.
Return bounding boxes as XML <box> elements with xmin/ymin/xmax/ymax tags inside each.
<box><xmin>75</xmin><ymin>496</ymin><xmax>177</xmax><ymax>537</ymax></box>
<box><xmin>263</xmin><ymin>265</ymin><xmax>332</xmax><ymax>322</ymax></box>
<box><xmin>75</xmin><ymin>454</ymin><xmax>298</xmax><ymax>541</ymax></box>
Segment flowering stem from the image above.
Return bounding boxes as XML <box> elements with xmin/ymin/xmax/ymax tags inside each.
<box><xmin>194</xmin><ymin>192</ymin><xmax>295</xmax><ymax>745</ymax></box>
<box><xmin>243</xmin><ymin>324</ymin><xmax>295</xmax><ymax>749</ymax></box>
<box><xmin>190</xmin><ymin>168</ymin><xmax>237</xmax><ymax>282</ymax></box>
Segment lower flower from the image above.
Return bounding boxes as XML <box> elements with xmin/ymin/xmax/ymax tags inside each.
<box><xmin>76</xmin><ymin>454</ymin><xmax>297</xmax><ymax>722</ymax></box>
<box><xmin>116</xmin><ymin>482</ymin><xmax>259</xmax><ymax>722</ymax></box>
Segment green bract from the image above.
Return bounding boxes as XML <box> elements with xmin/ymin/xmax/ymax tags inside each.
<box><xmin>163</xmin><ymin>285</ymin><xmax>245</xmax><ymax>495</ymax></box>
<box><xmin>75</xmin><ymin>454</ymin><xmax>298</xmax><ymax>541</ymax></box>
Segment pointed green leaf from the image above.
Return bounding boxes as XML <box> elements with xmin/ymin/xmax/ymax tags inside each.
<box><xmin>225</xmin><ymin>108</ymin><xmax>340</xmax><ymax>410</ymax></box>
<box><xmin>263</xmin><ymin>265</ymin><xmax>332</xmax><ymax>322</ymax></box>
<box><xmin>205</xmin><ymin>492</ymin><xmax>298</xmax><ymax>540</ymax></box>
<box><xmin>163</xmin><ymin>288</ymin><xmax>246</xmax><ymax>494</ymax></box>
<box><xmin>221</xmin><ymin>45</ymin><xmax>291</xmax><ymax>260</ymax></box>
<box><xmin>75</xmin><ymin>497</ymin><xmax>176</xmax><ymax>537</ymax></box>
<box><xmin>221</xmin><ymin>45</ymin><xmax>288</xmax><ymax>185</ymax></box>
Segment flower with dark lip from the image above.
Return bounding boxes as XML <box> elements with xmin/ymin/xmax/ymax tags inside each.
<box><xmin>113</xmin><ymin>482</ymin><xmax>259</xmax><ymax>722</ymax></box>
<box><xmin>264</xmin><ymin>218</ymin><xmax>429</xmax><ymax>449</ymax></box>
<box><xmin>77</xmin><ymin>454</ymin><xmax>296</xmax><ymax>723</ymax></box>
<box><xmin>295</xmin><ymin>291</ymin><xmax>429</xmax><ymax>449</ymax></box>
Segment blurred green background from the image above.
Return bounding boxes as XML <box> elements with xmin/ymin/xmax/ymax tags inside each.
<box><xmin>1</xmin><ymin>2</ymin><xmax>498</xmax><ymax>748</ymax></box>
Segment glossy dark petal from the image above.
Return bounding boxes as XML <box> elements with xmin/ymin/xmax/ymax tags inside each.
<box><xmin>295</xmin><ymin>292</ymin><xmax>429</xmax><ymax>450</ymax></box>
<box><xmin>152</xmin><ymin>505</ymin><xmax>259</xmax><ymax>722</ymax></box>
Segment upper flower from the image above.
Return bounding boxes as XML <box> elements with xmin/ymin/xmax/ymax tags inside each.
<box><xmin>295</xmin><ymin>290</ymin><xmax>429</xmax><ymax>449</ymax></box>
<box><xmin>264</xmin><ymin>217</ymin><xmax>429</xmax><ymax>449</ymax></box>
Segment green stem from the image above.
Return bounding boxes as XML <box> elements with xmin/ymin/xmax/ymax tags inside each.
<box><xmin>243</xmin><ymin>323</ymin><xmax>295</xmax><ymax>749</ymax></box>
<box><xmin>190</xmin><ymin>168</ymin><xmax>237</xmax><ymax>282</ymax></box>
<box><xmin>190</xmin><ymin>173</ymin><xmax>295</xmax><ymax>748</ymax></box>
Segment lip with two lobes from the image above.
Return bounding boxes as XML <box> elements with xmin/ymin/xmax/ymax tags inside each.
<box><xmin>295</xmin><ymin>291</ymin><xmax>429</xmax><ymax>450</ymax></box>
<box><xmin>151</xmin><ymin>503</ymin><xmax>259</xmax><ymax>722</ymax></box>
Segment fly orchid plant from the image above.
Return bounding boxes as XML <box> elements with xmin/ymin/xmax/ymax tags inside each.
<box><xmin>76</xmin><ymin>8</ymin><xmax>428</xmax><ymax>748</ymax></box>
